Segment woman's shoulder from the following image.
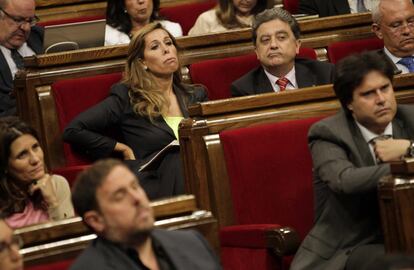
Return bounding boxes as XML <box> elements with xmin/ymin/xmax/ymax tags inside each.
<box><xmin>189</xmin><ymin>9</ymin><xmax>225</xmax><ymax>35</ymax></box>
<box><xmin>159</xmin><ymin>20</ymin><xmax>183</xmax><ymax>37</ymax></box>
<box><xmin>109</xmin><ymin>83</ymin><xmax>130</xmax><ymax>98</ymax></box>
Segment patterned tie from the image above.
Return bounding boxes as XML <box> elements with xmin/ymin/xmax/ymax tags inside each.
<box><xmin>357</xmin><ymin>0</ymin><xmax>367</xmax><ymax>12</ymax></box>
<box><xmin>276</xmin><ymin>77</ymin><xmax>289</xmax><ymax>92</ymax></box>
<box><xmin>10</xmin><ymin>49</ymin><xmax>24</xmax><ymax>70</ymax></box>
<box><xmin>398</xmin><ymin>56</ymin><xmax>414</xmax><ymax>73</ymax></box>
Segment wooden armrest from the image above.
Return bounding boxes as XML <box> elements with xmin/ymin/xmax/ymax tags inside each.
<box><xmin>265</xmin><ymin>226</ymin><xmax>300</xmax><ymax>257</ymax></box>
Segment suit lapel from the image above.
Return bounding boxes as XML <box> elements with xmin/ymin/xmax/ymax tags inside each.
<box><xmin>393</xmin><ymin>117</ymin><xmax>409</xmax><ymax>139</ymax></box>
<box><xmin>152</xmin><ymin>231</ymin><xmax>196</xmax><ymax>269</ymax></box>
<box><xmin>256</xmin><ymin>67</ymin><xmax>274</xmax><ymax>94</ymax></box>
<box><xmin>295</xmin><ymin>60</ymin><xmax>317</xmax><ymax>88</ymax></box>
<box><xmin>0</xmin><ymin>50</ymin><xmax>13</xmax><ymax>91</ymax></box>
<box><xmin>347</xmin><ymin>117</ymin><xmax>376</xmax><ymax>166</ymax></box>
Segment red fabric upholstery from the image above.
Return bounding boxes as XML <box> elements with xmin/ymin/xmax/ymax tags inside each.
<box><xmin>52</xmin><ymin>72</ymin><xmax>122</xmax><ymax>167</ymax></box>
<box><xmin>38</xmin><ymin>15</ymin><xmax>105</xmax><ymax>27</ymax></box>
<box><xmin>51</xmin><ymin>165</ymin><xmax>91</xmax><ymax>186</ymax></box>
<box><xmin>219</xmin><ymin>117</ymin><xmax>324</xmax><ymax>270</ymax></box>
<box><xmin>159</xmin><ymin>0</ymin><xmax>217</xmax><ymax>35</ymax></box>
<box><xmin>25</xmin><ymin>259</ymin><xmax>73</xmax><ymax>270</ymax></box>
<box><xmin>283</xmin><ymin>0</ymin><xmax>299</xmax><ymax>14</ymax></box>
<box><xmin>327</xmin><ymin>37</ymin><xmax>384</xmax><ymax>64</ymax></box>
<box><xmin>189</xmin><ymin>48</ymin><xmax>316</xmax><ymax>100</ymax></box>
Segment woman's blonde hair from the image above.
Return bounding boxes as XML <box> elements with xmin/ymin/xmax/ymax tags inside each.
<box><xmin>123</xmin><ymin>22</ymin><xmax>183</xmax><ymax>122</ymax></box>
<box><xmin>216</xmin><ymin>0</ymin><xmax>274</xmax><ymax>29</ymax></box>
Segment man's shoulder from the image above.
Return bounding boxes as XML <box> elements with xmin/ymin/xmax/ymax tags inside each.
<box><xmin>309</xmin><ymin>111</ymin><xmax>349</xmax><ymax>138</ymax></box>
<box><xmin>69</xmin><ymin>238</ymin><xmax>112</xmax><ymax>270</ymax></box>
<box><xmin>232</xmin><ymin>66</ymin><xmax>263</xmax><ymax>85</ymax></box>
<box><xmin>295</xmin><ymin>57</ymin><xmax>334</xmax><ymax>71</ymax></box>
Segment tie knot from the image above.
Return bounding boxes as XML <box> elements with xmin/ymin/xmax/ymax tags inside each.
<box><xmin>276</xmin><ymin>77</ymin><xmax>289</xmax><ymax>92</ymax></box>
<box><xmin>398</xmin><ymin>56</ymin><xmax>414</xmax><ymax>72</ymax></box>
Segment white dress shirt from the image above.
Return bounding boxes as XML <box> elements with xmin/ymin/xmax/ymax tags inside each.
<box><xmin>0</xmin><ymin>43</ymin><xmax>35</xmax><ymax>78</ymax></box>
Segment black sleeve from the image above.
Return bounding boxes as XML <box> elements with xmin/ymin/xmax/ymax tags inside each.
<box><xmin>298</xmin><ymin>0</ymin><xmax>319</xmax><ymax>15</ymax></box>
<box><xmin>62</xmin><ymin>85</ymin><xmax>127</xmax><ymax>159</ymax></box>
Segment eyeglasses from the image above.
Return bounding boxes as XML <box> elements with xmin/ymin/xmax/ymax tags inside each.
<box><xmin>0</xmin><ymin>8</ymin><xmax>39</xmax><ymax>27</ymax></box>
<box><xmin>0</xmin><ymin>235</ymin><xmax>23</xmax><ymax>257</ymax></box>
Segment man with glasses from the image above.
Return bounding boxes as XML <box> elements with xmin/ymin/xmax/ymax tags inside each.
<box><xmin>0</xmin><ymin>218</ymin><xmax>23</xmax><ymax>270</ymax></box>
<box><xmin>0</xmin><ymin>0</ymin><xmax>42</xmax><ymax>116</ymax></box>
<box><xmin>372</xmin><ymin>0</ymin><xmax>414</xmax><ymax>74</ymax></box>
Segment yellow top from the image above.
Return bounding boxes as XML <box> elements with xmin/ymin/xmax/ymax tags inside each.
<box><xmin>163</xmin><ymin>116</ymin><xmax>184</xmax><ymax>139</ymax></box>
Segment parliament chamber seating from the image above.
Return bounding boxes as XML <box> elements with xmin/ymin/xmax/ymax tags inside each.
<box><xmin>189</xmin><ymin>47</ymin><xmax>317</xmax><ymax>100</ymax></box>
<box><xmin>327</xmin><ymin>36</ymin><xmax>384</xmax><ymax>64</ymax></box>
<box><xmin>37</xmin><ymin>15</ymin><xmax>105</xmax><ymax>27</ymax></box>
<box><xmin>219</xmin><ymin>117</ymin><xmax>322</xmax><ymax>270</ymax></box>
<box><xmin>159</xmin><ymin>0</ymin><xmax>217</xmax><ymax>35</ymax></box>
<box><xmin>50</xmin><ymin>72</ymin><xmax>123</xmax><ymax>185</ymax></box>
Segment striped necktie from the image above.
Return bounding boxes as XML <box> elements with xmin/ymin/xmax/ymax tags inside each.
<box><xmin>398</xmin><ymin>56</ymin><xmax>414</xmax><ymax>73</ymax></box>
<box><xmin>10</xmin><ymin>49</ymin><xmax>24</xmax><ymax>70</ymax></box>
<box><xmin>276</xmin><ymin>77</ymin><xmax>289</xmax><ymax>92</ymax></box>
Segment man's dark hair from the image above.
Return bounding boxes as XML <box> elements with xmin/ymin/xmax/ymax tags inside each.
<box><xmin>72</xmin><ymin>159</ymin><xmax>126</xmax><ymax>218</ymax></box>
<box><xmin>252</xmin><ymin>7</ymin><xmax>300</xmax><ymax>45</ymax></box>
<box><xmin>334</xmin><ymin>51</ymin><xmax>394</xmax><ymax>115</ymax></box>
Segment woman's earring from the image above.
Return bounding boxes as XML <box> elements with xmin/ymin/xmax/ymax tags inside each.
<box><xmin>124</xmin><ymin>9</ymin><xmax>128</xmax><ymax>13</ymax></box>
<box><xmin>144</xmin><ymin>66</ymin><xmax>148</xmax><ymax>71</ymax></box>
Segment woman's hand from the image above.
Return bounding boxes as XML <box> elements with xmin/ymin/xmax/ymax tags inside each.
<box><xmin>115</xmin><ymin>142</ymin><xmax>136</xmax><ymax>160</ymax></box>
<box><xmin>29</xmin><ymin>174</ymin><xmax>59</xmax><ymax>208</ymax></box>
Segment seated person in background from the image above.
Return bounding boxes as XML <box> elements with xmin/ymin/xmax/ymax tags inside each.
<box><xmin>70</xmin><ymin>159</ymin><xmax>222</xmax><ymax>270</ymax></box>
<box><xmin>231</xmin><ymin>8</ymin><xmax>334</xmax><ymax>97</ymax></box>
<box><xmin>64</xmin><ymin>23</ymin><xmax>207</xmax><ymax>200</ymax></box>
<box><xmin>290</xmin><ymin>51</ymin><xmax>414</xmax><ymax>270</ymax></box>
<box><xmin>372</xmin><ymin>0</ymin><xmax>414</xmax><ymax>74</ymax></box>
<box><xmin>0</xmin><ymin>0</ymin><xmax>43</xmax><ymax>116</ymax></box>
<box><xmin>105</xmin><ymin>0</ymin><xmax>182</xmax><ymax>46</ymax></box>
<box><xmin>0</xmin><ymin>217</ymin><xmax>23</xmax><ymax>270</ymax></box>
<box><xmin>188</xmin><ymin>0</ymin><xmax>273</xmax><ymax>35</ymax></box>
<box><xmin>298</xmin><ymin>0</ymin><xmax>378</xmax><ymax>17</ymax></box>
<box><xmin>0</xmin><ymin>117</ymin><xmax>74</xmax><ymax>228</ymax></box>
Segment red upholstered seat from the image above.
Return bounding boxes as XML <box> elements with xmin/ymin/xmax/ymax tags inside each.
<box><xmin>25</xmin><ymin>259</ymin><xmax>73</xmax><ymax>270</ymax></box>
<box><xmin>51</xmin><ymin>72</ymin><xmax>122</xmax><ymax>184</ymax></box>
<box><xmin>159</xmin><ymin>0</ymin><xmax>217</xmax><ymax>35</ymax></box>
<box><xmin>327</xmin><ymin>37</ymin><xmax>384</xmax><ymax>64</ymax></box>
<box><xmin>219</xmin><ymin>116</ymin><xmax>323</xmax><ymax>270</ymax></box>
<box><xmin>189</xmin><ymin>47</ymin><xmax>317</xmax><ymax>100</ymax></box>
<box><xmin>283</xmin><ymin>0</ymin><xmax>299</xmax><ymax>14</ymax></box>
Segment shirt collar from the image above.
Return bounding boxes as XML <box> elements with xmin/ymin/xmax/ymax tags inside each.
<box><xmin>263</xmin><ymin>65</ymin><xmax>297</xmax><ymax>92</ymax></box>
<box><xmin>355</xmin><ymin>120</ymin><xmax>393</xmax><ymax>144</ymax></box>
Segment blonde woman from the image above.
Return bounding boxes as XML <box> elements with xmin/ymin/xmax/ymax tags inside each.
<box><xmin>64</xmin><ymin>23</ymin><xmax>207</xmax><ymax>200</ymax></box>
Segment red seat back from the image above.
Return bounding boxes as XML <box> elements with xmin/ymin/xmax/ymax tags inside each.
<box><xmin>283</xmin><ymin>0</ymin><xmax>299</xmax><ymax>14</ymax></box>
<box><xmin>159</xmin><ymin>0</ymin><xmax>217</xmax><ymax>35</ymax></box>
<box><xmin>189</xmin><ymin>47</ymin><xmax>317</xmax><ymax>100</ymax></box>
<box><xmin>220</xmin><ymin>117</ymin><xmax>322</xmax><ymax>240</ymax></box>
<box><xmin>52</xmin><ymin>72</ymin><xmax>122</xmax><ymax>166</ymax></box>
<box><xmin>25</xmin><ymin>259</ymin><xmax>73</xmax><ymax>270</ymax></box>
<box><xmin>327</xmin><ymin>37</ymin><xmax>384</xmax><ymax>64</ymax></box>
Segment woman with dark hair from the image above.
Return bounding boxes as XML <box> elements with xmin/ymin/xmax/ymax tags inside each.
<box><xmin>188</xmin><ymin>0</ymin><xmax>273</xmax><ymax>35</ymax></box>
<box><xmin>64</xmin><ymin>22</ymin><xmax>207</xmax><ymax>200</ymax></box>
<box><xmin>105</xmin><ymin>0</ymin><xmax>182</xmax><ymax>45</ymax></box>
<box><xmin>0</xmin><ymin>117</ymin><xmax>74</xmax><ymax>228</ymax></box>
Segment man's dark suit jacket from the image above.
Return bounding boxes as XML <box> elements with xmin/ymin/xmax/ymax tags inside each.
<box><xmin>231</xmin><ymin>58</ymin><xmax>335</xmax><ymax>97</ymax></box>
<box><xmin>376</xmin><ymin>49</ymin><xmax>406</xmax><ymax>75</ymax></box>
<box><xmin>0</xmin><ymin>26</ymin><xmax>44</xmax><ymax>116</ymax></box>
<box><xmin>298</xmin><ymin>0</ymin><xmax>350</xmax><ymax>17</ymax></box>
<box><xmin>70</xmin><ymin>229</ymin><xmax>222</xmax><ymax>270</ymax></box>
<box><xmin>63</xmin><ymin>83</ymin><xmax>207</xmax><ymax>199</ymax></box>
<box><xmin>290</xmin><ymin>105</ymin><xmax>414</xmax><ymax>270</ymax></box>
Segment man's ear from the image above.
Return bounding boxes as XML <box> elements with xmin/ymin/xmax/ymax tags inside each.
<box><xmin>83</xmin><ymin>211</ymin><xmax>105</xmax><ymax>233</ymax></box>
<box><xmin>372</xmin><ymin>23</ymin><xmax>383</xmax><ymax>40</ymax></box>
<box><xmin>347</xmin><ymin>103</ymin><xmax>354</xmax><ymax>112</ymax></box>
<box><xmin>295</xmin><ymin>39</ymin><xmax>302</xmax><ymax>55</ymax></box>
